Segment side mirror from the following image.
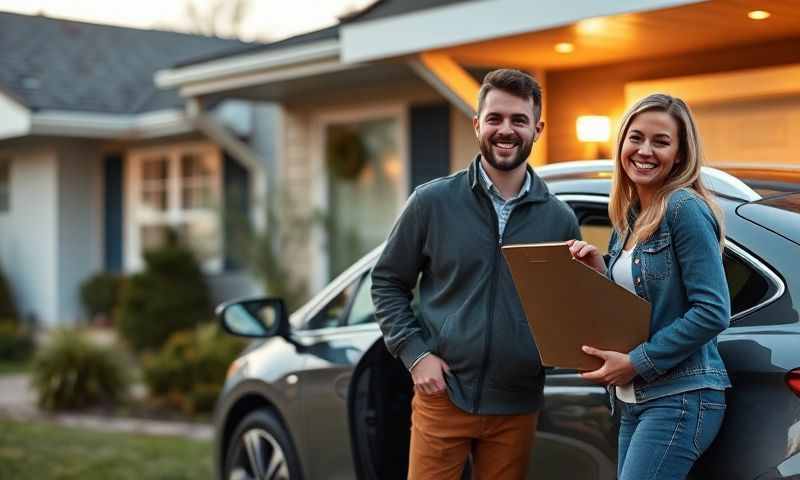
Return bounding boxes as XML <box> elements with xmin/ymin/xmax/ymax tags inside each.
<box><xmin>216</xmin><ymin>297</ymin><xmax>289</xmax><ymax>338</ymax></box>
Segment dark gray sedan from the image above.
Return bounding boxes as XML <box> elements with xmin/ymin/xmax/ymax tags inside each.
<box><xmin>215</xmin><ymin>161</ymin><xmax>800</xmax><ymax>480</ymax></box>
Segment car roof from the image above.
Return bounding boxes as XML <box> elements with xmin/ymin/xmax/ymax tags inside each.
<box><xmin>536</xmin><ymin>160</ymin><xmax>761</xmax><ymax>203</ymax></box>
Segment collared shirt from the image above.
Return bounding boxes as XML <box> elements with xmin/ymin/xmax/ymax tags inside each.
<box><xmin>478</xmin><ymin>162</ymin><xmax>532</xmax><ymax>241</ymax></box>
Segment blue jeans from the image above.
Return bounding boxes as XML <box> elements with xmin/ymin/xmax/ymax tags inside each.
<box><xmin>618</xmin><ymin>389</ymin><xmax>726</xmax><ymax>480</ymax></box>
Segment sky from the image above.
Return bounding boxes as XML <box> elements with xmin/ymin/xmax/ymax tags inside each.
<box><xmin>0</xmin><ymin>0</ymin><xmax>374</xmax><ymax>41</ymax></box>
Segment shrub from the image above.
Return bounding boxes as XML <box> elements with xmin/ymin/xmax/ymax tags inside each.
<box><xmin>142</xmin><ymin>323</ymin><xmax>245</xmax><ymax>414</ymax></box>
<box><xmin>31</xmin><ymin>330</ymin><xmax>129</xmax><ymax>410</ymax></box>
<box><xmin>116</xmin><ymin>239</ymin><xmax>212</xmax><ymax>352</ymax></box>
<box><xmin>80</xmin><ymin>272</ymin><xmax>123</xmax><ymax>323</ymax></box>
<box><xmin>0</xmin><ymin>321</ymin><xmax>35</xmax><ymax>361</ymax></box>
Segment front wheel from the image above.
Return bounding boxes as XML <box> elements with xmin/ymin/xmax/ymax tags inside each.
<box><xmin>224</xmin><ymin>410</ymin><xmax>303</xmax><ymax>480</ymax></box>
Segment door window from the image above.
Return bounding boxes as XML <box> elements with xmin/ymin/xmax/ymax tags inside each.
<box><xmin>345</xmin><ymin>275</ymin><xmax>376</xmax><ymax>327</ymax></box>
<box><xmin>305</xmin><ymin>275</ymin><xmax>361</xmax><ymax>330</ymax></box>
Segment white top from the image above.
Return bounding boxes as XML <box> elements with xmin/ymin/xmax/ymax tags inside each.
<box><xmin>612</xmin><ymin>247</ymin><xmax>637</xmax><ymax>403</ymax></box>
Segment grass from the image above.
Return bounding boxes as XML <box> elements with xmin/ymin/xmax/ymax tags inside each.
<box><xmin>0</xmin><ymin>360</ymin><xmax>31</xmax><ymax>375</ymax></box>
<box><xmin>0</xmin><ymin>420</ymin><xmax>213</xmax><ymax>480</ymax></box>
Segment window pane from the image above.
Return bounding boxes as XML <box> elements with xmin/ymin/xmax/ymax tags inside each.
<box><xmin>346</xmin><ymin>275</ymin><xmax>375</xmax><ymax>326</ymax></box>
<box><xmin>723</xmin><ymin>250</ymin><xmax>770</xmax><ymax>319</ymax></box>
<box><xmin>182</xmin><ymin>185</ymin><xmax>213</xmax><ymax>209</ymax></box>
<box><xmin>181</xmin><ymin>153</ymin><xmax>215</xmax><ymax>210</ymax></box>
<box><xmin>142</xmin><ymin>157</ymin><xmax>168</xmax><ymax>181</ymax></box>
<box><xmin>306</xmin><ymin>276</ymin><xmax>360</xmax><ymax>330</ymax></box>
<box><xmin>181</xmin><ymin>153</ymin><xmax>214</xmax><ymax>180</ymax></box>
<box><xmin>140</xmin><ymin>157</ymin><xmax>168</xmax><ymax>212</ymax></box>
<box><xmin>326</xmin><ymin>118</ymin><xmax>402</xmax><ymax>279</ymax></box>
<box><xmin>141</xmin><ymin>187</ymin><xmax>167</xmax><ymax>211</ymax></box>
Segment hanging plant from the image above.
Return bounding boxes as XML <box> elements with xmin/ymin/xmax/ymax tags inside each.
<box><xmin>326</xmin><ymin>128</ymin><xmax>368</xmax><ymax>180</ymax></box>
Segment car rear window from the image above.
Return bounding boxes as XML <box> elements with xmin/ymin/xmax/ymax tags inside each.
<box><xmin>737</xmin><ymin>193</ymin><xmax>800</xmax><ymax>245</ymax></box>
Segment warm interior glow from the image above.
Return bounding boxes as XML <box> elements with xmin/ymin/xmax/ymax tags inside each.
<box><xmin>554</xmin><ymin>42</ymin><xmax>575</xmax><ymax>54</ymax></box>
<box><xmin>747</xmin><ymin>10</ymin><xmax>771</xmax><ymax>20</ymax></box>
<box><xmin>576</xmin><ymin>115</ymin><xmax>610</xmax><ymax>142</ymax></box>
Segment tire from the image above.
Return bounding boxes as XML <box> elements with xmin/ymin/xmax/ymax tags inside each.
<box><xmin>223</xmin><ymin>409</ymin><xmax>304</xmax><ymax>480</ymax></box>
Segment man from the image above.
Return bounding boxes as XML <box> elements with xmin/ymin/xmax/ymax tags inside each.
<box><xmin>371</xmin><ymin>69</ymin><xmax>581</xmax><ymax>479</ymax></box>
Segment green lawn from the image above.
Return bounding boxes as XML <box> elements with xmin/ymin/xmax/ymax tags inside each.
<box><xmin>0</xmin><ymin>360</ymin><xmax>31</xmax><ymax>375</ymax></box>
<box><xmin>0</xmin><ymin>420</ymin><xmax>213</xmax><ymax>480</ymax></box>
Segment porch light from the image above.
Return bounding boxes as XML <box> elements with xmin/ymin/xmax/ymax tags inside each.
<box><xmin>554</xmin><ymin>42</ymin><xmax>574</xmax><ymax>54</ymax></box>
<box><xmin>576</xmin><ymin>116</ymin><xmax>610</xmax><ymax>143</ymax></box>
<box><xmin>747</xmin><ymin>10</ymin><xmax>771</xmax><ymax>20</ymax></box>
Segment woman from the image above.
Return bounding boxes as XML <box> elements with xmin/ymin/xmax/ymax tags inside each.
<box><xmin>568</xmin><ymin>93</ymin><xmax>731</xmax><ymax>479</ymax></box>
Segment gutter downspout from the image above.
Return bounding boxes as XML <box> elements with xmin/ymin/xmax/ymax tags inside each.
<box><xmin>186</xmin><ymin>98</ymin><xmax>267</xmax><ymax>231</ymax></box>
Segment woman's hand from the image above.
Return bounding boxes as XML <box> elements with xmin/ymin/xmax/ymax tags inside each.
<box><xmin>566</xmin><ymin>239</ymin><xmax>606</xmax><ymax>274</ymax></box>
<box><xmin>579</xmin><ymin>345</ymin><xmax>637</xmax><ymax>386</ymax></box>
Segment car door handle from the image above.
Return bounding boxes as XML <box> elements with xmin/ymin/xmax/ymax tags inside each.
<box><xmin>334</xmin><ymin>373</ymin><xmax>351</xmax><ymax>400</ymax></box>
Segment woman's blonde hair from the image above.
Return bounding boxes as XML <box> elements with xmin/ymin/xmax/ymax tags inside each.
<box><xmin>608</xmin><ymin>93</ymin><xmax>724</xmax><ymax>246</ymax></box>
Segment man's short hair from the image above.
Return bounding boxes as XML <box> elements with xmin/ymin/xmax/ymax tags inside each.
<box><xmin>476</xmin><ymin>69</ymin><xmax>542</xmax><ymax>122</ymax></box>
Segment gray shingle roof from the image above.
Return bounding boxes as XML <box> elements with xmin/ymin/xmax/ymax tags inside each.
<box><xmin>0</xmin><ymin>11</ymin><xmax>251</xmax><ymax>114</ymax></box>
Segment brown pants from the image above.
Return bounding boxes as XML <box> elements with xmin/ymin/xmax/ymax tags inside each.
<box><xmin>408</xmin><ymin>390</ymin><xmax>538</xmax><ymax>480</ymax></box>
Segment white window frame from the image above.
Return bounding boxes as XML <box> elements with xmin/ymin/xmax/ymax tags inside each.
<box><xmin>125</xmin><ymin>142</ymin><xmax>223</xmax><ymax>273</ymax></box>
<box><xmin>309</xmin><ymin>103</ymin><xmax>409</xmax><ymax>291</ymax></box>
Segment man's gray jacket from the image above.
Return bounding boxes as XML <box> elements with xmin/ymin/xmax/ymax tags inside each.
<box><xmin>371</xmin><ymin>156</ymin><xmax>581</xmax><ymax>415</ymax></box>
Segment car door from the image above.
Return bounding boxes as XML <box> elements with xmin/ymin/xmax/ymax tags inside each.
<box><xmin>530</xmin><ymin>195</ymin><xmax>619</xmax><ymax>480</ymax></box>
<box><xmin>293</xmin><ymin>270</ymin><xmax>382</xmax><ymax>480</ymax></box>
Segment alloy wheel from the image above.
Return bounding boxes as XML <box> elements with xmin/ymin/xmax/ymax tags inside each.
<box><xmin>228</xmin><ymin>428</ymin><xmax>290</xmax><ymax>480</ymax></box>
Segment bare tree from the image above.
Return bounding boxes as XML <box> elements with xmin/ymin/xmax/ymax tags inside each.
<box><xmin>184</xmin><ymin>0</ymin><xmax>251</xmax><ymax>39</ymax></box>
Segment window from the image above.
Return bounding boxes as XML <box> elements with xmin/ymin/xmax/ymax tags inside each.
<box><xmin>127</xmin><ymin>144</ymin><xmax>222</xmax><ymax>272</ymax></box>
<box><xmin>324</xmin><ymin>116</ymin><xmax>404</xmax><ymax>280</ymax></box>
<box><xmin>569</xmin><ymin>201</ymin><xmax>614</xmax><ymax>254</ymax></box>
<box><xmin>0</xmin><ymin>158</ymin><xmax>9</xmax><ymax>213</ymax></box>
<box><xmin>305</xmin><ymin>275</ymin><xmax>361</xmax><ymax>330</ymax></box>
<box><xmin>723</xmin><ymin>244</ymin><xmax>784</xmax><ymax>326</ymax></box>
<box><xmin>345</xmin><ymin>275</ymin><xmax>376</xmax><ymax>327</ymax></box>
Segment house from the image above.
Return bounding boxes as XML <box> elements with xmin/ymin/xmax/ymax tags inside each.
<box><xmin>156</xmin><ymin>0</ymin><xmax>800</xmax><ymax>295</ymax></box>
<box><xmin>0</xmin><ymin>12</ymin><xmax>270</xmax><ymax>326</ymax></box>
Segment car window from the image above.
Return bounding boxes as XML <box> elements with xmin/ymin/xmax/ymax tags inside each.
<box><xmin>568</xmin><ymin>201</ymin><xmax>613</xmax><ymax>254</ymax></box>
<box><xmin>305</xmin><ymin>276</ymin><xmax>361</xmax><ymax>330</ymax></box>
<box><xmin>723</xmin><ymin>248</ymin><xmax>774</xmax><ymax>323</ymax></box>
<box><xmin>344</xmin><ymin>271</ymin><xmax>421</xmax><ymax>327</ymax></box>
<box><xmin>345</xmin><ymin>275</ymin><xmax>376</xmax><ymax>326</ymax></box>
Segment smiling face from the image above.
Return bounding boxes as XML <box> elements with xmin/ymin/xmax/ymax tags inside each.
<box><xmin>473</xmin><ymin>89</ymin><xmax>542</xmax><ymax>173</ymax></box>
<box><xmin>619</xmin><ymin>110</ymin><xmax>682</xmax><ymax>203</ymax></box>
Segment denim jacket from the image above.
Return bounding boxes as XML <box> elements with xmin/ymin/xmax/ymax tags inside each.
<box><xmin>606</xmin><ymin>188</ymin><xmax>731</xmax><ymax>402</ymax></box>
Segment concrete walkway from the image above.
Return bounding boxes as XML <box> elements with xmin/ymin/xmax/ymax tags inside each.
<box><xmin>0</xmin><ymin>373</ymin><xmax>213</xmax><ymax>441</ymax></box>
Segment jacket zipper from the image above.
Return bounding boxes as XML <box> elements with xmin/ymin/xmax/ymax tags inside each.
<box><xmin>472</xmin><ymin>193</ymin><xmax>501</xmax><ymax>413</ymax></box>
<box><xmin>473</xmin><ymin>196</ymin><xmax>517</xmax><ymax>414</ymax></box>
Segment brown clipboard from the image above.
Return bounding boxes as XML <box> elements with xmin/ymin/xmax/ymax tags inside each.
<box><xmin>502</xmin><ymin>241</ymin><xmax>650</xmax><ymax>371</ymax></box>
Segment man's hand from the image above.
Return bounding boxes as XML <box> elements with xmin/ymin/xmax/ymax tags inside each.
<box><xmin>410</xmin><ymin>354</ymin><xmax>450</xmax><ymax>394</ymax></box>
<box><xmin>579</xmin><ymin>345</ymin><xmax>636</xmax><ymax>386</ymax></box>
<box><xmin>566</xmin><ymin>239</ymin><xmax>606</xmax><ymax>274</ymax></box>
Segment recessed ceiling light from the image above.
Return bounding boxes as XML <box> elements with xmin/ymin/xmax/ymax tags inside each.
<box><xmin>747</xmin><ymin>10</ymin><xmax>771</xmax><ymax>20</ymax></box>
<box><xmin>554</xmin><ymin>42</ymin><xmax>575</xmax><ymax>54</ymax></box>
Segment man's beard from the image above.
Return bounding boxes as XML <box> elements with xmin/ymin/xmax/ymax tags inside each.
<box><xmin>479</xmin><ymin>134</ymin><xmax>534</xmax><ymax>172</ymax></box>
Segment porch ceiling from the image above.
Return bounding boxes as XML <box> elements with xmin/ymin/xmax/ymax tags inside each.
<box><xmin>436</xmin><ymin>0</ymin><xmax>800</xmax><ymax>70</ymax></box>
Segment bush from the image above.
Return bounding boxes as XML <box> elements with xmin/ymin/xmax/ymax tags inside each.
<box><xmin>80</xmin><ymin>273</ymin><xmax>123</xmax><ymax>323</ymax></box>
<box><xmin>142</xmin><ymin>323</ymin><xmax>245</xmax><ymax>414</ymax></box>
<box><xmin>116</xmin><ymin>239</ymin><xmax>212</xmax><ymax>352</ymax></box>
<box><xmin>0</xmin><ymin>321</ymin><xmax>35</xmax><ymax>362</ymax></box>
<box><xmin>31</xmin><ymin>330</ymin><xmax>129</xmax><ymax>410</ymax></box>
